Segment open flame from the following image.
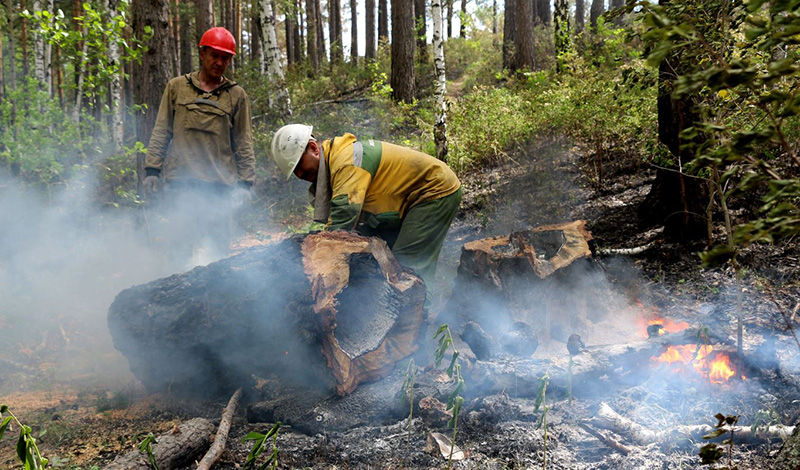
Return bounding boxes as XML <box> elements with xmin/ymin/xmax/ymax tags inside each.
<box><xmin>652</xmin><ymin>344</ymin><xmax>743</xmax><ymax>384</ymax></box>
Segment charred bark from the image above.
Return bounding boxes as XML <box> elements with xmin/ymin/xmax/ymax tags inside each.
<box><xmin>108</xmin><ymin>232</ymin><xmax>426</xmax><ymax>398</ymax></box>
<box><xmin>102</xmin><ymin>418</ymin><xmax>214</xmax><ymax>470</ymax></box>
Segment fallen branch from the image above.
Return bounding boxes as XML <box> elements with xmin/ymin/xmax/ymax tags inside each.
<box><xmin>590</xmin><ymin>402</ymin><xmax>794</xmax><ymax>447</ymax></box>
<box><xmin>196</xmin><ymin>388</ymin><xmax>243</xmax><ymax>470</ymax></box>
<box><xmin>597</xmin><ymin>241</ymin><xmax>656</xmax><ymax>256</ymax></box>
<box><xmin>103</xmin><ymin>418</ymin><xmax>215</xmax><ymax>470</ymax></box>
<box><xmin>578</xmin><ymin>421</ymin><xmax>632</xmax><ymax>455</ymax></box>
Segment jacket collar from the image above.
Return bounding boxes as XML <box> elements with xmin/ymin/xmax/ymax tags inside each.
<box><xmin>187</xmin><ymin>71</ymin><xmax>236</xmax><ymax>93</ymax></box>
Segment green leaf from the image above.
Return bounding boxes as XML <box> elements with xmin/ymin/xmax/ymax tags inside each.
<box><xmin>745</xmin><ymin>27</ymin><xmax>768</xmax><ymax>40</ymax></box>
<box><xmin>703</xmin><ymin>429</ymin><xmax>728</xmax><ymax>439</ymax></box>
<box><xmin>17</xmin><ymin>432</ymin><xmax>27</xmax><ymax>464</ymax></box>
<box><xmin>0</xmin><ymin>416</ymin><xmax>12</xmax><ymax>441</ymax></box>
<box><xmin>746</xmin><ymin>0</ymin><xmax>768</xmax><ymax>11</ymax></box>
<box><xmin>0</xmin><ymin>405</ymin><xmax>7</xmax><ymax>413</ymax></box>
<box><xmin>242</xmin><ymin>432</ymin><xmax>266</xmax><ymax>441</ymax></box>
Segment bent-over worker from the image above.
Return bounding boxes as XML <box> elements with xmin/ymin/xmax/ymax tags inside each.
<box><xmin>271</xmin><ymin>124</ymin><xmax>462</xmax><ymax>308</ymax></box>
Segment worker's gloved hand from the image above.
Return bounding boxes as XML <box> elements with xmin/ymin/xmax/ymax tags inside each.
<box><xmin>143</xmin><ymin>175</ymin><xmax>162</xmax><ymax>198</ymax></box>
<box><xmin>231</xmin><ymin>185</ymin><xmax>254</xmax><ymax>208</ymax></box>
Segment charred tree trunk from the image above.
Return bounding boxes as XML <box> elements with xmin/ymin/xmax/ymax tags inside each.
<box><xmin>502</xmin><ymin>0</ymin><xmax>516</xmax><ymax>70</ymax></box>
<box><xmin>108</xmin><ymin>232</ymin><xmax>426</xmax><ymax>398</ymax></box>
<box><xmin>365</xmin><ymin>0</ymin><xmax>376</xmax><ymax>59</ymax></box>
<box><xmin>390</xmin><ymin>0</ymin><xmax>415</xmax><ymax>103</ymax></box>
<box><xmin>514</xmin><ymin>0</ymin><xmax>534</xmax><ymax>71</ymax></box>
<box><xmin>102</xmin><ymin>418</ymin><xmax>214</xmax><ymax>470</ymax></box>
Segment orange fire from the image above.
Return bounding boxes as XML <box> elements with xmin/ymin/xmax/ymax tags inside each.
<box><xmin>652</xmin><ymin>344</ymin><xmax>741</xmax><ymax>384</ymax></box>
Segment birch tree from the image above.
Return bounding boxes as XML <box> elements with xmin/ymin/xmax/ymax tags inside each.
<box><xmin>259</xmin><ymin>0</ymin><xmax>291</xmax><ymax>117</ymax></box>
<box><xmin>432</xmin><ymin>0</ymin><xmax>447</xmax><ymax>161</ymax></box>
<box><xmin>32</xmin><ymin>0</ymin><xmax>52</xmax><ymax>95</ymax></box>
<box><xmin>107</xmin><ymin>0</ymin><xmax>124</xmax><ymax>150</ymax></box>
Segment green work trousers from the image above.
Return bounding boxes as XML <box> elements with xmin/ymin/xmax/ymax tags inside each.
<box><xmin>365</xmin><ymin>187</ymin><xmax>462</xmax><ymax>309</ymax></box>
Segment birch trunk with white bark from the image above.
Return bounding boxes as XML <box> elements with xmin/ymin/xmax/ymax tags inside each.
<box><xmin>108</xmin><ymin>0</ymin><xmax>124</xmax><ymax>150</ymax></box>
<box><xmin>432</xmin><ymin>0</ymin><xmax>447</xmax><ymax>161</ymax></box>
<box><xmin>259</xmin><ymin>0</ymin><xmax>292</xmax><ymax>118</ymax></box>
<box><xmin>33</xmin><ymin>0</ymin><xmax>52</xmax><ymax>95</ymax></box>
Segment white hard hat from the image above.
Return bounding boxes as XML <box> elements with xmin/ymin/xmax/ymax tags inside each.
<box><xmin>271</xmin><ymin>124</ymin><xmax>314</xmax><ymax>180</ymax></box>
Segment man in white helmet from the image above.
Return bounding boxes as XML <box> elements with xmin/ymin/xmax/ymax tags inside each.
<box><xmin>271</xmin><ymin>124</ymin><xmax>462</xmax><ymax>308</ymax></box>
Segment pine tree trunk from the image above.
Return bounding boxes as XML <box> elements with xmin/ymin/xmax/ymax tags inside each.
<box><xmin>133</xmin><ymin>0</ymin><xmax>171</xmax><ymax>191</ymax></box>
<box><xmin>329</xmin><ymin>0</ymin><xmax>342</xmax><ymax>63</ymax></box>
<box><xmin>251</xmin><ymin>5</ymin><xmax>262</xmax><ymax>62</ymax></box>
<box><xmin>390</xmin><ymin>0</ymin><xmax>415</xmax><ymax>103</ymax></box>
<box><xmin>365</xmin><ymin>0</ymin><xmax>376</xmax><ymax>59</ymax></box>
<box><xmin>306</xmin><ymin>0</ymin><xmax>320</xmax><ymax>71</ymax></box>
<box><xmin>514</xmin><ymin>0</ymin><xmax>534</xmax><ymax>71</ymax></box>
<box><xmin>378</xmin><ymin>0</ymin><xmax>388</xmax><ymax>46</ymax></box>
<box><xmin>315</xmin><ymin>0</ymin><xmax>326</xmax><ymax>61</ymax></box>
<box><xmin>293</xmin><ymin>0</ymin><xmax>302</xmax><ymax>63</ymax></box>
<box><xmin>21</xmin><ymin>0</ymin><xmax>29</xmax><ymax>79</ymax></box>
<box><xmin>5</xmin><ymin>0</ymin><xmax>16</xmax><ymax>91</ymax></box>
<box><xmin>286</xmin><ymin>2</ymin><xmax>295</xmax><ymax>65</ymax></box>
<box><xmin>0</xmin><ymin>25</ymin><xmax>4</xmax><ymax>103</ymax></box>
<box><xmin>415</xmin><ymin>0</ymin><xmax>426</xmax><ymax>62</ymax></box>
<box><xmin>168</xmin><ymin>0</ymin><xmax>179</xmax><ymax>76</ymax></box>
<box><xmin>235</xmin><ymin>0</ymin><xmax>242</xmax><ymax>54</ymax></box>
<box><xmin>536</xmin><ymin>0</ymin><xmax>550</xmax><ymax>25</ymax></box>
<box><xmin>350</xmin><ymin>0</ymin><xmax>358</xmax><ymax>62</ymax></box>
<box><xmin>492</xmin><ymin>0</ymin><xmax>497</xmax><ymax>34</ymax></box>
<box><xmin>459</xmin><ymin>0</ymin><xmax>467</xmax><ymax>37</ymax></box>
<box><xmin>575</xmin><ymin>0</ymin><xmax>584</xmax><ymax>33</ymax></box>
<box><xmin>432</xmin><ymin>0</ymin><xmax>447</xmax><ymax>161</ymax></box>
<box><xmin>260</xmin><ymin>0</ymin><xmax>292</xmax><ymax>118</ymax></box>
<box><xmin>610</xmin><ymin>0</ymin><xmax>624</xmax><ymax>26</ymax></box>
<box><xmin>195</xmin><ymin>0</ymin><xmax>213</xmax><ymax>44</ymax></box>
<box><xmin>446</xmin><ymin>0</ymin><xmax>452</xmax><ymax>38</ymax></box>
<box><xmin>179</xmin><ymin>0</ymin><xmax>193</xmax><ymax>74</ymax></box>
<box><xmin>502</xmin><ymin>0</ymin><xmax>516</xmax><ymax>70</ymax></box>
<box><xmin>73</xmin><ymin>21</ymin><xmax>89</xmax><ymax>122</ymax></box>
<box><xmin>589</xmin><ymin>0</ymin><xmax>603</xmax><ymax>30</ymax></box>
<box><xmin>554</xmin><ymin>0</ymin><xmax>569</xmax><ymax>72</ymax></box>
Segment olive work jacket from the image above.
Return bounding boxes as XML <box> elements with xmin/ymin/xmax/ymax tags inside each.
<box><xmin>317</xmin><ymin>133</ymin><xmax>461</xmax><ymax>231</ymax></box>
<box><xmin>145</xmin><ymin>72</ymin><xmax>256</xmax><ymax>186</ymax></box>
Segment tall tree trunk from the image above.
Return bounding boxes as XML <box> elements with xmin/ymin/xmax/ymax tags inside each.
<box><xmin>502</xmin><ymin>0</ymin><xmax>516</xmax><ymax>70</ymax></box>
<box><xmin>492</xmin><ymin>0</ymin><xmax>497</xmax><ymax>34</ymax></box>
<box><xmin>54</xmin><ymin>44</ymin><xmax>63</xmax><ymax>104</ymax></box>
<box><xmin>414</xmin><ymin>0</ymin><xmax>426</xmax><ymax>62</ymax></box>
<box><xmin>179</xmin><ymin>0</ymin><xmax>193</xmax><ymax>74</ymax></box>
<box><xmin>329</xmin><ymin>0</ymin><xmax>342</xmax><ymax>63</ymax></box>
<box><xmin>73</xmin><ymin>21</ymin><xmax>89</xmax><ymax>122</ymax></box>
<box><xmin>260</xmin><ymin>0</ymin><xmax>292</xmax><ymax>118</ymax></box>
<box><xmin>235</xmin><ymin>0</ymin><xmax>242</xmax><ymax>54</ymax></box>
<box><xmin>446</xmin><ymin>0</ymin><xmax>452</xmax><ymax>38</ymax></box>
<box><xmin>0</xmin><ymin>24</ymin><xmax>4</xmax><ymax>103</ymax></box>
<box><xmin>536</xmin><ymin>0</ymin><xmax>550</xmax><ymax>25</ymax></box>
<box><xmin>459</xmin><ymin>0</ymin><xmax>467</xmax><ymax>37</ymax></box>
<box><xmin>314</xmin><ymin>0</ymin><xmax>325</xmax><ymax>62</ymax></box>
<box><xmin>378</xmin><ymin>0</ymin><xmax>388</xmax><ymax>47</ymax></box>
<box><xmin>293</xmin><ymin>0</ymin><xmax>302</xmax><ymax>64</ymax></box>
<box><xmin>390</xmin><ymin>0</ymin><xmax>414</xmax><ymax>103</ymax></box>
<box><xmin>554</xmin><ymin>0</ymin><xmax>569</xmax><ymax>73</ymax></box>
<box><xmin>195</xmin><ymin>0</ymin><xmax>213</xmax><ymax>44</ymax></box>
<box><xmin>610</xmin><ymin>0</ymin><xmax>624</xmax><ymax>26</ymax></box>
<box><xmin>589</xmin><ymin>0</ymin><xmax>603</xmax><ymax>30</ymax></box>
<box><xmin>32</xmin><ymin>0</ymin><xmax>53</xmax><ymax>95</ymax></box>
<box><xmin>168</xmin><ymin>0</ymin><xmax>180</xmax><ymax>76</ymax></box>
<box><xmin>365</xmin><ymin>0</ymin><xmax>376</xmax><ymax>59</ymax></box>
<box><xmin>133</xmin><ymin>0</ymin><xmax>171</xmax><ymax>192</ymax></box>
<box><xmin>306</xmin><ymin>0</ymin><xmax>320</xmax><ymax>71</ymax></box>
<box><xmin>286</xmin><ymin>1</ymin><xmax>296</xmax><ymax>65</ymax></box>
<box><xmin>514</xmin><ymin>0</ymin><xmax>534</xmax><ymax>71</ymax></box>
<box><xmin>21</xmin><ymin>0</ymin><xmax>29</xmax><ymax>79</ymax></box>
<box><xmin>107</xmin><ymin>0</ymin><xmax>124</xmax><ymax>150</ymax></box>
<box><xmin>251</xmin><ymin>4</ymin><xmax>262</xmax><ymax>61</ymax></box>
<box><xmin>575</xmin><ymin>0</ymin><xmax>584</xmax><ymax>33</ymax></box>
<box><xmin>6</xmin><ymin>0</ymin><xmax>17</xmax><ymax>91</ymax></box>
<box><xmin>432</xmin><ymin>0</ymin><xmax>447</xmax><ymax>161</ymax></box>
<box><xmin>350</xmin><ymin>0</ymin><xmax>358</xmax><ymax>62</ymax></box>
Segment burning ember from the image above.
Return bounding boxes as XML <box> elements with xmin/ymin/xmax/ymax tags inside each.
<box><xmin>652</xmin><ymin>344</ymin><xmax>744</xmax><ymax>384</ymax></box>
<box><xmin>640</xmin><ymin>316</ymin><xmax>690</xmax><ymax>338</ymax></box>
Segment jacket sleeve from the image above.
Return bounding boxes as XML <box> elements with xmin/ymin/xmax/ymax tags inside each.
<box><xmin>231</xmin><ymin>89</ymin><xmax>256</xmax><ymax>185</ymax></box>
<box><xmin>327</xmin><ymin>164</ymin><xmax>372</xmax><ymax>231</ymax></box>
<box><xmin>145</xmin><ymin>81</ymin><xmax>175</xmax><ymax>172</ymax></box>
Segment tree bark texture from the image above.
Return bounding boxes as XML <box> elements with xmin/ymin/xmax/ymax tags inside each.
<box><xmin>292</xmin><ymin>0</ymin><xmax>303</xmax><ymax>63</ymax></box>
<box><xmin>177</xmin><ymin>0</ymin><xmax>192</xmax><ymax>74</ymax></box>
<box><xmin>195</xmin><ymin>389</ymin><xmax>242</xmax><ymax>470</ymax></box>
<box><xmin>610</xmin><ymin>0</ymin><xmax>624</xmax><ymax>26</ymax></box>
<box><xmin>5</xmin><ymin>0</ymin><xmax>16</xmax><ymax>91</ymax></box>
<box><xmin>554</xmin><ymin>0</ymin><xmax>569</xmax><ymax>72</ymax></box>
<box><xmin>575</xmin><ymin>0</ymin><xmax>585</xmax><ymax>33</ymax></box>
<box><xmin>32</xmin><ymin>0</ymin><xmax>52</xmax><ymax>95</ymax></box>
<box><xmin>414</xmin><ymin>0</ymin><xmax>427</xmax><ymax>62</ymax></box>
<box><xmin>108</xmin><ymin>232</ymin><xmax>426</xmax><ymax>398</ymax></box>
<box><xmin>365</xmin><ymin>0</ymin><xmax>376</xmax><ymax>59</ymax></box>
<box><xmin>195</xmin><ymin>0</ymin><xmax>213</xmax><ymax>43</ymax></box>
<box><xmin>306</xmin><ymin>0</ymin><xmax>320</xmax><ymax>70</ymax></box>
<box><xmin>314</xmin><ymin>0</ymin><xmax>326</xmax><ymax>61</ymax></box>
<box><xmin>459</xmin><ymin>0</ymin><xmax>467</xmax><ymax>37</ymax></box>
<box><xmin>108</xmin><ymin>0</ymin><xmax>124</xmax><ymax>150</ymax></box>
<box><xmin>378</xmin><ymin>0</ymin><xmax>388</xmax><ymax>46</ymax></box>
<box><xmin>0</xmin><ymin>13</ymin><xmax>5</xmax><ymax>103</ymax></box>
<box><xmin>535</xmin><ymin>0</ymin><xmax>550</xmax><ymax>25</ymax></box>
<box><xmin>350</xmin><ymin>0</ymin><xmax>358</xmax><ymax>62</ymax></box>
<box><xmin>102</xmin><ymin>418</ymin><xmax>214</xmax><ymax>470</ymax></box>
<box><xmin>390</xmin><ymin>0</ymin><xmax>415</xmax><ymax>103</ymax></box>
<box><xmin>589</xmin><ymin>0</ymin><xmax>603</xmax><ymax>30</ymax></box>
<box><xmin>502</xmin><ymin>0</ymin><xmax>516</xmax><ymax>70</ymax></box>
<box><xmin>446</xmin><ymin>0</ymin><xmax>453</xmax><ymax>38</ymax></box>
<box><xmin>432</xmin><ymin>0</ymin><xmax>447</xmax><ymax>161</ymax></box>
<box><xmin>251</xmin><ymin>5</ymin><xmax>262</xmax><ymax>62</ymax></box>
<box><xmin>259</xmin><ymin>0</ymin><xmax>292</xmax><ymax>117</ymax></box>
<box><xmin>514</xmin><ymin>0</ymin><xmax>534</xmax><ymax>71</ymax></box>
<box><xmin>329</xmin><ymin>0</ymin><xmax>343</xmax><ymax>63</ymax></box>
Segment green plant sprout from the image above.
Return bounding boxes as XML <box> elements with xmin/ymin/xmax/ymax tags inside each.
<box><xmin>400</xmin><ymin>358</ymin><xmax>417</xmax><ymax>448</ymax></box>
<box><xmin>534</xmin><ymin>374</ymin><xmax>550</xmax><ymax>470</ymax></box>
<box><xmin>242</xmin><ymin>422</ymin><xmax>281</xmax><ymax>470</ymax></box>
<box><xmin>0</xmin><ymin>404</ymin><xmax>50</xmax><ymax>470</ymax></box>
<box><xmin>137</xmin><ymin>433</ymin><xmax>159</xmax><ymax>470</ymax></box>
<box><xmin>699</xmin><ymin>413</ymin><xmax>740</xmax><ymax>470</ymax></box>
<box><xmin>434</xmin><ymin>324</ymin><xmax>465</xmax><ymax>470</ymax></box>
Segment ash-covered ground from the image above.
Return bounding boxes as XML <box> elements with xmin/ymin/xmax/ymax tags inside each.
<box><xmin>1</xmin><ymin>135</ymin><xmax>799</xmax><ymax>469</ymax></box>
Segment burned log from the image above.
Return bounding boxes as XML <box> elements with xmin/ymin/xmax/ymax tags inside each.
<box><xmin>440</xmin><ymin>221</ymin><xmax>595</xmax><ymax>355</ymax></box>
<box><xmin>108</xmin><ymin>232</ymin><xmax>426</xmax><ymax>398</ymax></box>
<box><xmin>102</xmin><ymin>418</ymin><xmax>214</xmax><ymax>470</ymax></box>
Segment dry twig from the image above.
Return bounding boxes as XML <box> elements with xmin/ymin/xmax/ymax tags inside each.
<box><xmin>196</xmin><ymin>388</ymin><xmax>243</xmax><ymax>470</ymax></box>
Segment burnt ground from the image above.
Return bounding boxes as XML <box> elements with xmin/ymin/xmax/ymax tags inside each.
<box><xmin>2</xmin><ymin>134</ymin><xmax>800</xmax><ymax>469</ymax></box>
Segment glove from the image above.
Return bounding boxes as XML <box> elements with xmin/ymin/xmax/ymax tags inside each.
<box><xmin>143</xmin><ymin>175</ymin><xmax>162</xmax><ymax>197</ymax></box>
<box><xmin>231</xmin><ymin>185</ymin><xmax>254</xmax><ymax>208</ymax></box>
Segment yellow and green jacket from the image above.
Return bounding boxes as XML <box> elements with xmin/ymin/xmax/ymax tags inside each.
<box><xmin>145</xmin><ymin>72</ymin><xmax>255</xmax><ymax>186</ymax></box>
<box><xmin>320</xmin><ymin>134</ymin><xmax>461</xmax><ymax>231</ymax></box>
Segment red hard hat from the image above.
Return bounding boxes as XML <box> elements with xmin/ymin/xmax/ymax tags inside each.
<box><xmin>198</xmin><ymin>27</ymin><xmax>236</xmax><ymax>55</ymax></box>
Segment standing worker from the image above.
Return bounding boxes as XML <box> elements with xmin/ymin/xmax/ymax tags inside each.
<box><xmin>143</xmin><ymin>27</ymin><xmax>255</xmax><ymax>268</ymax></box>
<box><xmin>271</xmin><ymin>124</ymin><xmax>462</xmax><ymax>308</ymax></box>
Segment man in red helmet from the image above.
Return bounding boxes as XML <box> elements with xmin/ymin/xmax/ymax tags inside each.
<box><xmin>143</xmin><ymin>27</ymin><xmax>255</xmax><ymax>268</ymax></box>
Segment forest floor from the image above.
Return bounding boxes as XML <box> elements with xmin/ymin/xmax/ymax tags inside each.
<box><xmin>1</xmin><ymin>132</ymin><xmax>799</xmax><ymax>469</ymax></box>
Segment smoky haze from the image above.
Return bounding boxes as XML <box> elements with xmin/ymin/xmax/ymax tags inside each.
<box><xmin>0</xmin><ymin>171</ymin><xmax>254</xmax><ymax>391</ymax></box>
